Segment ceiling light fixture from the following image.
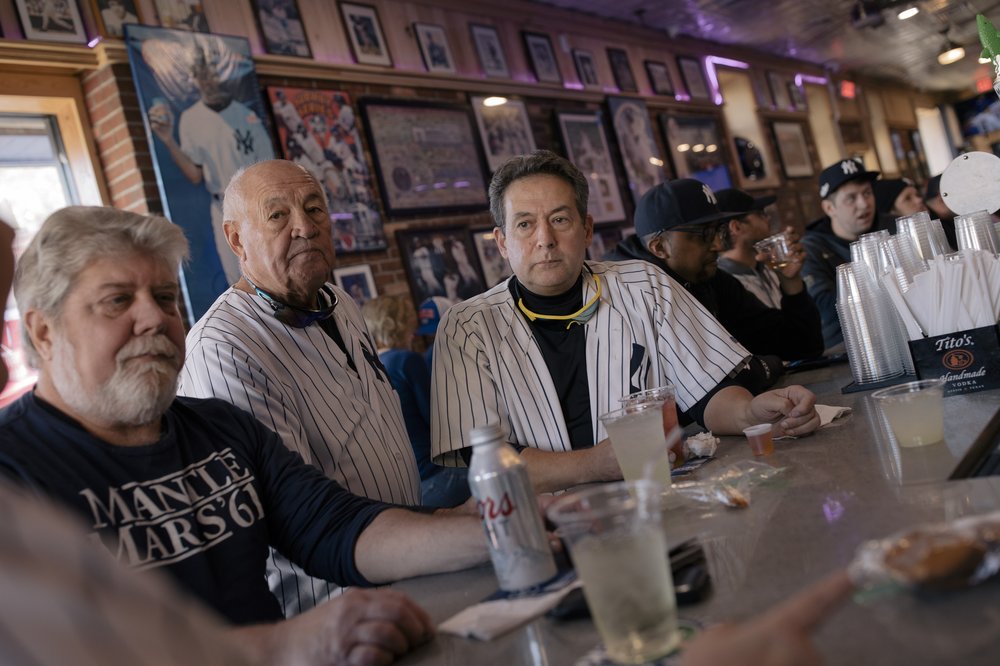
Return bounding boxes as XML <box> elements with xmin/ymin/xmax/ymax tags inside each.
<box><xmin>897</xmin><ymin>7</ymin><xmax>918</xmax><ymax>20</ymax></box>
<box><xmin>938</xmin><ymin>43</ymin><xmax>966</xmax><ymax>65</ymax></box>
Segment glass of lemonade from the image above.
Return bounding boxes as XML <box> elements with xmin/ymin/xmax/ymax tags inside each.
<box><xmin>871</xmin><ymin>378</ymin><xmax>946</xmax><ymax>447</ymax></box>
<box><xmin>621</xmin><ymin>384</ymin><xmax>683</xmax><ymax>467</ymax></box>
<box><xmin>548</xmin><ymin>481</ymin><xmax>679</xmax><ymax>664</ymax></box>
<box><xmin>600</xmin><ymin>401</ymin><xmax>672</xmax><ymax>487</ymax></box>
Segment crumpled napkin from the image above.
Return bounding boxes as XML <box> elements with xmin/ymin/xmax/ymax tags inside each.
<box><xmin>816</xmin><ymin>404</ymin><xmax>852</xmax><ymax>426</ymax></box>
<box><xmin>439</xmin><ymin>579</ymin><xmax>582</xmax><ymax>640</ymax></box>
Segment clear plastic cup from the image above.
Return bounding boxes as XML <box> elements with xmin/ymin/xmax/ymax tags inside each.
<box><xmin>620</xmin><ymin>384</ymin><xmax>683</xmax><ymax>467</ymax></box>
<box><xmin>547</xmin><ymin>481</ymin><xmax>679</xmax><ymax>664</ymax></box>
<box><xmin>742</xmin><ymin>423</ymin><xmax>775</xmax><ymax>456</ymax></box>
<box><xmin>753</xmin><ymin>232</ymin><xmax>794</xmax><ymax>270</ymax></box>
<box><xmin>871</xmin><ymin>378</ymin><xmax>946</xmax><ymax>447</ymax></box>
<box><xmin>600</xmin><ymin>402</ymin><xmax>672</xmax><ymax>487</ymax></box>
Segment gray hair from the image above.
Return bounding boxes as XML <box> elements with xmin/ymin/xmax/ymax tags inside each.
<box><xmin>488</xmin><ymin>150</ymin><xmax>589</xmax><ymax>232</ymax></box>
<box><xmin>15</xmin><ymin>206</ymin><xmax>189</xmax><ymax>365</ymax></box>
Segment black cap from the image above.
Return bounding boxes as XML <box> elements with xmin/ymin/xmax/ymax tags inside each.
<box><xmin>818</xmin><ymin>158</ymin><xmax>879</xmax><ymax>199</ymax></box>
<box><xmin>715</xmin><ymin>188</ymin><xmax>777</xmax><ymax>215</ymax></box>
<box><xmin>634</xmin><ymin>179</ymin><xmax>743</xmax><ymax>237</ymax></box>
<box><xmin>873</xmin><ymin>178</ymin><xmax>914</xmax><ymax>214</ymax></box>
<box><xmin>925</xmin><ymin>174</ymin><xmax>942</xmax><ymax>200</ymax></box>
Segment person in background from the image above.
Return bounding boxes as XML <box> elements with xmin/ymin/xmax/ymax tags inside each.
<box><xmin>416</xmin><ymin>295</ymin><xmax>455</xmax><ymax>368</ymax></box>
<box><xmin>873</xmin><ymin>177</ymin><xmax>927</xmax><ymax>233</ymax></box>
<box><xmin>363</xmin><ymin>295</ymin><xmax>471</xmax><ymax>509</ymax></box>
<box><xmin>801</xmin><ymin>158</ymin><xmax>880</xmax><ymax>352</ymax></box>
<box><xmin>924</xmin><ymin>174</ymin><xmax>958</xmax><ymax>249</ymax></box>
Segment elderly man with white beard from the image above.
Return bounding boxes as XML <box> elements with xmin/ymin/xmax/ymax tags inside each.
<box><xmin>0</xmin><ymin>206</ymin><xmax>489</xmax><ymax>665</ymax></box>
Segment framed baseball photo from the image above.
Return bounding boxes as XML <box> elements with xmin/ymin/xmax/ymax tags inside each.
<box><xmin>469</xmin><ymin>23</ymin><xmax>509</xmax><ymax>78</ymax></box>
<box><xmin>92</xmin><ymin>0</ymin><xmax>141</xmax><ymax>38</ymax></box>
<box><xmin>572</xmin><ymin>49</ymin><xmax>600</xmax><ymax>89</ymax></box>
<box><xmin>659</xmin><ymin>113</ymin><xmax>734</xmax><ymax>192</ymax></box>
<box><xmin>677</xmin><ymin>56</ymin><xmax>710</xmax><ymax>101</ymax></box>
<box><xmin>607</xmin><ymin>96</ymin><xmax>666</xmax><ymax>206</ymax></box>
<box><xmin>522</xmin><ymin>31</ymin><xmax>562</xmax><ymax>84</ymax></box>
<box><xmin>557</xmin><ymin>110</ymin><xmax>625</xmax><ymax>223</ymax></box>
<box><xmin>771</xmin><ymin>120</ymin><xmax>814</xmax><ymax>178</ymax></box>
<box><xmin>471</xmin><ymin>227</ymin><xmax>512</xmax><ymax>287</ymax></box>
<box><xmin>767</xmin><ymin>71</ymin><xmax>791</xmax><ymax>110</ymax></box>
<box><xmin>267</xmin><ymin>86</ymin><xmax>386</xmax><ymax>253</ymax></box>
<box><xmin>152</xmin><ymin>0</ymin><xmax>209</xmax><ymax>32</ymax></box>
<box><xmin>607</xmin><ymin>47</ymin><xmax>637</xmax><ymax>93</ymax></box>
<box><xmin>788</xmin><ymin>82</ymin><xmax>807</xmax><ymax>111</ymax></box>
<box><xmin>251</xmin><ymin>0</ymin><xmax>311</xmax><ymax>57</ymax></box>
<box><xmin>644</xmin><ymin>60</ymin><xmax>674</xmax><ymax>97</ymax></box>
<box><xmin>333</xmin><ymin>264</ymin><xmax>377</xmax><ymax>307</ymax></box>
<box><xmin>396</xmin><ymin>226</ymin><xmax>487</xmax><ymax>305</ymax></box>
<box><xmin>15</xmin><ymin>0</ymin><xmax>87</xmax><ymax>43</ymax></box>
<box><xmin>339</xmin><ymin>2</ymin><xmax>392</xmax><ymax>67</ymax></box>
<box><xmin>413</xmin><ymin>22</ymin><xmax>455</xmax><ymax>74</ymax></box>
<box><xmin>360</xmin><ymin>98</ymin><xmax>489</xmax><ymax>216</ymax></box>
<box><xmin>471</xmin><ymin>95</ymin><xmax>536</xmax><ymax>173</ymax></box>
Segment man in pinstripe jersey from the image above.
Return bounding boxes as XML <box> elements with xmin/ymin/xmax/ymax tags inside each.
<box><xmin>431</xmin><ymin>151</ymin><xmax>821</xmax><ymax>493</ymax></box>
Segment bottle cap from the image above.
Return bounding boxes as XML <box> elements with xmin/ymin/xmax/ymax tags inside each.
<box><xmin>469</xmin><ymin>423</ymin><xmax>502</xmax><ymax>447</ymax></box>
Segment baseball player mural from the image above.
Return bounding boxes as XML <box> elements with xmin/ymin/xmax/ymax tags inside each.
<box><xmin>125</xmin><ymin>25</ymin><xmax>276</xmax><ymax>320</ymax></box>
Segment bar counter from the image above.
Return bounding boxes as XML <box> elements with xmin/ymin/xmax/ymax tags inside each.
<box><xmin>394</xmin><ymin>365</ymin><xmax>1000</xmax><ymax>665</ymax></box>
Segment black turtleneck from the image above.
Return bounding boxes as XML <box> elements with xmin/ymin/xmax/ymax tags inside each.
<box><xmin>509</xmin><ymin>274</ymin><xmax>593</xmax><ymax>449</ymax></box>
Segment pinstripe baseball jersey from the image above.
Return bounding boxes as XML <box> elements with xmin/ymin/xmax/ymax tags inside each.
<box><xmin>179</xmin><ymin>284</ymin><xmax>420</xmax><ymax>616</ymax></box>
<box><xmin>430</xmin><ymin>260</ymin><xmax>750</xmax><ymax>465</ymax></box>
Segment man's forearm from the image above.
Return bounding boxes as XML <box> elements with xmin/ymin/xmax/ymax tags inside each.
<box><xmin>703</xmin><ymin>385</ymin><xmax>756</xmax><ymax>435</ymax></box>
<box><xmin>519</xmin><ymin>441</ymin><xmax>621</xmax><ymax>494</ymax></box>
<box><xmin>354</xmin><ymin>508</ymin><xmax>487</xmax><ymax>583</ymax></box>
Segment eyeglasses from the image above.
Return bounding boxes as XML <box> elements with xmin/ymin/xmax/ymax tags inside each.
<box><xmin>671</xmin><ymin>224</ymin><xmax>723</xmax><ymax>244</ymax></box>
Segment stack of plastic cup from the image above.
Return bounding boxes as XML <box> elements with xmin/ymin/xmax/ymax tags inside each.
<box><xmin>896</xmin><ymin>211</ymin><xmax>941</xmax><ymax>261</ymax></box>
<box><xmin>955</xmin><ymin>210</ymin><xmax>1000</xmax><ymax>255</ymax></box>
<box><xmin>884</xmin><ymin>234</ymin><xmax>928</xmax><ymax>291</ymax></box>
<box><xmin>850</xmin><ymin>231</ymin><xmax>892</xmax><ymax>278</ymax></box>
<box><xmin>836</xmin><ymin>262</ymin><xmax>906</xmax><ymax>384</ymax></box>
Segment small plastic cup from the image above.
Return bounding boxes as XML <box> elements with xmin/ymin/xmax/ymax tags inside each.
<box><xmin>754</xmin><ymin>232</ymin><xmax>794</xmax><ymax>270</ymax></box>
<box><xmin>743</xmin><ymin>423</ymin><xmax>775</xmax><ymax>456</ymax></box>
<box><xmin>871</xmin><ymin>378</ymin><xmax>946</xmax><ymax>447</ymax></box>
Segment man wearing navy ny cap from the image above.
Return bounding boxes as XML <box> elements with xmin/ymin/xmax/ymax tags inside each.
<box><xmin>801</xmin><ymin>158</ymin><xmax>880</xmax><ymax>351</ymax></box>
<box><xmin>606</xmin><ymin>180</ymin><xmax>823</xmax><ymax>362</ymax></box>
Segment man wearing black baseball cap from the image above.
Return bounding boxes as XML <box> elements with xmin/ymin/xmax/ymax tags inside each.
<box><xmin>606</xmin><ymin>179</ymin><xmax>823</xmax><ymax>363</ymax></box>
<box><xmin>801</xmin><ymin>158</ymin><xmax>879</xmax><ymax>351</ymax></box>
<box><xmin>717</xmin><ymin>188</ymin><xmax>791</xmax><ymax>309</ymax></box>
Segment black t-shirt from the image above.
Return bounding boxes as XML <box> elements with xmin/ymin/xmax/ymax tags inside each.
<box><xmin>509</xmin><ymin>275</ymin><xmax>594</xmax><ymax>449</ymax></box>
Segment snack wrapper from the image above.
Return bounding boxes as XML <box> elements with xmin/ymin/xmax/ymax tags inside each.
<box><xmin>673</xmin><ymin>460</ymin><xmax>785</xmax><ymax>510</ymax></box>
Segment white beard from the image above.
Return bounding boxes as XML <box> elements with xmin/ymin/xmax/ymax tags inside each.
<box><xmin>50</xmin><ymin>334</ymin><xmax>180</xmax><ymax>429</ymax></box>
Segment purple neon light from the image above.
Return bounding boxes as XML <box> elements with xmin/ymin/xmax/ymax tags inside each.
<box><xmin>704</xmin><ymin>56</ymin><xmax>749</xmax><ymax>105</ymax></box>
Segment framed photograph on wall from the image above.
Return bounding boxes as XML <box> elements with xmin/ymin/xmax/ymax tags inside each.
<box><xmin>360</xmin><ymin>98</ymin><xmax>489</xmax><ymax>216</ymax></box>
<box><xmin>767</xmin><ymin>71</ymin><xmax>791</xmax><ymax>110</ymax></box>
<box><xmin>788</xmin><ymin>82</ymin><xmax>807</xmax><ymax>111</ymax></box>
<box><xmin>659</xmin><ymin>113</ymin><xmax>734</xmax><ymax>192</ymax></box>
<box><xmin>522</xmin><ymin>31</ymin><xmax>562</xmax><ymax>84</ymax></box>
<box><xmin>557</xmin><ymin>110</ymin><xmax>625</xmax><ymax>223</ymax></box>
<box><xmin>124</xmin><ymin>25</ymin><xmax>275</xmax><ymax>320</ymax></box>
<box><xmin>471</xmin><ymin>227</ymin><xmax>512</xmax><ymax>287</ymax></box>
<box><xmin>152</xmin><ymin>0</ymin><xmax>209</xmax><ymax>32</ymax></box>
<box><xmin>470</xmin><ymin>96</ymin><xmax>536</xmax><ymax>173</ymax></box>
<box><xmin>771</xmin><ymin>120</ymin><xmax>814</xmax><ymax>178</ymax></box>
<box><xmin>396</xmin><ymin>226</ymin><xmax>487</xmax><ymax>305</ymax></box>
<box><xmin>607</xmin><ymin>97</ymin><xmax>666</xmax><ymax>206</ymax></box>
<box><xmin>267</xmin><ymin>86</ymin><xmax>386</xmax><ymax>253</ymax></box>
<box><xmin>607</xmin><ymin>47</ymin><xmax>637</xmax><ymax>93</ymax></box>
<box><xmin>333</xmin><ymin>264</ymin><xmax>377</xmax><ymax>307</ymax></box>
<box><xmin>15</xmin><ymin>0</ymin><xmax>87</xmax><ymax>43</ymax></box>
<box><xmin>339</xmin><ymin>2</ymin><xmax>392</xmax><ymax>66</ymax></box>
<box><xmin>469</xmin><ymin>23</ymin><xmax>508</xmax><ymax>78</ymax></box>
<box><xmin>92</xmin><ymin>0</ymin><xmax>141</xmax><ymax>38</ymax></box>
<box><xmin>588</xmin><ymin>223</ymin><xmax>626</xmax><ymax>261</ymax></box>
<box><xmin>677</xmin><ymin>56</ymin><xmax>710</xmax><ymax>101</ymax></box>
<box><xmin>413</xmin><ymin>22</ymin><xmax>455</xmax><ymax>74</ymax></box>
<box><xmin>251</xmin><ymin>0</ymin><xmax>311</xmax><ymax>57</ymax></box>
<box><xmin>573</xmin><ymin>49</ymin><xmax>600</xmax><ymax>88</ymax></box>
<box><xmin>644</xmin><ymin>60</ymin><xmax>674</xmax><ymax>97</ymax></box>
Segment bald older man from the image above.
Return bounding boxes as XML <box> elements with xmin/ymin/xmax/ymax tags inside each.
<box><xmin>179</xmin><ymin>160</ymin><xmax>424</xmax><ymax>616</ymax></box>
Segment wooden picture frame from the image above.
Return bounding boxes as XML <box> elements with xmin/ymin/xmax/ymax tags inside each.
<box><xmin>413</xmin><ymin>22</ymin><xmax>456</xmax><ymax>74</ymax></box>
<box><xmin>588</xmin><ymin>222</ymin><xmax>626</xmax><ymax>261</ymax></box>
<box><xmin>659</xmin><ymin>113</ymin><xmax>734</xmax><ymax>192</ymax></box>
<box><xmin>15</xmin><ymin>0</ymin><xmax>87</xmax><ymax>43</ymax></box>
<box><xmin>151</xmin><ymin>0</ymin><xmax>208</xmax><ymax>32</ymax></box>
<box><xmin>469</xmin><ymin>23</ymin><xmax>509</xmax><ymax>78</ymax></box>
<box><xmin>607</xmin><ymin>47</ymin><xmax>638</xmax><ymax>93</ymax></box>
<box><xmin>788</xmin><ymin>82</ymin><xmax>807</xmax><ymax>111</ymax></box>
<box><xmin>572</xmin><ymin>49</ymin><xmax>600</xmax><ymax>88</ymax></box>
<box><xmin>677</xmin><ymin>56</ymin><xmax>710</xmax><ymax>101</ymax></box>
<box><xmin>92</xmin><ymin>0</ymin><xmax>141</xmax><ymax>38</ymax></box>
<box><xmin>251</xmin><ymin>0</ymin><xmax>311</xmax><ymax>57</ymax></box>
<box><xmin>768</xmin><ymin>71</ymin><xmax>791</xmax><ymax>110</ymax></box>
<box><xmin>396</xmin><ymin>226</ymin><xmax>487</xmax><ymax>305</ymax></box>
<box><xmin>333</xmin><ymin>264</ymin><xmax>378</xmax><ymax>307</ymax></box>
<box><xmin>771</xmin><ymin>120</ymin><xmax>815</xmax><ymax>178</ymax></box>
<box><xmin>644</xmin><ymin>60</ymin><xmax>674</xmax><ymax>97</ymax></box>
<box><xmin>359</xmin><ymin>98</ymin><xmax>489</xmax><ymax>216</ymax></box>
<box><xmin>471</xmin><ymin>227</ymin><xmax>512</xmax><ymax>287</ymax></box>
<box><xmin>470</xmin><ymin>96</ymin><xmax>536</xmax><ymax>173</ymax></box>
<box><xmin>339</xmin><ymin>1</ymin><xmax>392</xmax><ymax>67</ymax></box>
<box><xmin>557</xmin><ymin>110</ymin><xmax>625</xmax><ymax>223</ymax></box>
<box><xmin>607</xmin><ymin>96</ymin><xmax>666</xmax><ymax>206</ymax></box>
<box><xmin>522</xmin><ymin>31</ymin><xmax>562</xmax><ymax>84</ymax></box>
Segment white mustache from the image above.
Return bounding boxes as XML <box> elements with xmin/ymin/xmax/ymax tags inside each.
<box><xmin>117</xmin><ymin>335</ymin><xmax>180</xmax><ymax>365</ymax></box>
